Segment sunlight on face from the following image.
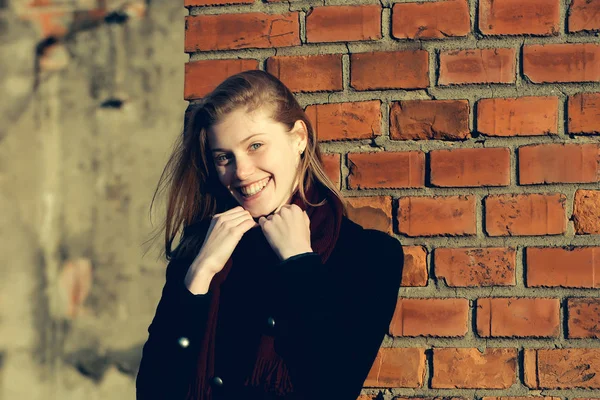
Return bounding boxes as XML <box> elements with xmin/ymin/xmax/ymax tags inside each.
<box><xmin>207</xmin><ymin>107</ymin><xmax>307</xmax><ymax>218</ymax></box>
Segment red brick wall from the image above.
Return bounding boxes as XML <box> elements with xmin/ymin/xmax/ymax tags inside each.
<box><xmin>184</xmin><ymin>1</ymin><xmax>600</xmax><ymax>398</ymax></box>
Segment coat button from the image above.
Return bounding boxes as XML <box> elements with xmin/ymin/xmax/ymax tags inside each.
<box><xmin>211</xmin><ymin>376</ymin><xmax>224</xmax><ymax>387</ymax></box>
<box><xmin>177</xmin><ymin>337</ymin><xmax>190</xmax><ymax>348</ymax></box>
<box><xmin>266</xmin><ymin>317</ymin><xmax>276</xmax><ymax>329</ymax></box>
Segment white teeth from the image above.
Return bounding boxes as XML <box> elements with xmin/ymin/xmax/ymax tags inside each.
<box><xmin>239</xmin><ymin>178</ymin><xmax>270</xmax><ymax>197</ymax></box>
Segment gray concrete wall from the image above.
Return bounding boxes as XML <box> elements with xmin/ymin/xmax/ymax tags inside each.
<box><xmin>0</xmin><ymin>1</ymin><xmax>187</xmax><ymax>398</ymax></box>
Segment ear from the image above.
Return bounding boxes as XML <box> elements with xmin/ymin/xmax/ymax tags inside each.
<box><xmin>290</xmin><ymin>119</ymin><xmax>308</xmax><ymax>154</ymax></box>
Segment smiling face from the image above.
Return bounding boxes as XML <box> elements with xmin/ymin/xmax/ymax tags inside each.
<box><xmin>207</xmin><ymin>107</ymin><xmax>308</xmax><ymax>218</ymax></box>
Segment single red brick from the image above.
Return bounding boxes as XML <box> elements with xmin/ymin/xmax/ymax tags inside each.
<box><xmin>523</xmin><ymin>44</ymin><xmax>600</xmax><ymax>83</ymax></box>
<box><xmin>184</xmin><ymin>59</ymin><xmax>258</xmax><ymax>100</ymax></box>
<box><xmin>568</xmin><ymin>298</ymin><xmax>600</xmax><ymax>338</ymax></box>
<box><xmin>398</xmin><ymin>398</ymin><xmax>467</xmax><ymax>400</ymax></box>
<box><xmin>401</xmin><ymin>246</ymin><xmax>428</xmax><ymax>287</ymax></box>
<box><xmin>392</xmin><ymin>0</ymin><xmax>470</xmax><ymax>39</ymax></box>
<box><xmin>477</xmin><ymin>96</ymin><xmax>559</xmax><ymax>136</ymax></box>
<box><xmin>184</xmin><ymin>0</ymin><xmax>253</xmax><ymax>5</ymax></box>
<box><xmin>524</xmin><ymin>348</ymin><xmax>600</xmax><ymax>388</ymax></box>
<box><xmin>434</xmin><ymin>247</ymin><xmax>516</xmax><ymax>287</ymax></box>
<box><xmin>526</xmin><ymin>246</ymin><xmax>600</xmax><ymax>288</ymax></box>
<box><xmin>477</xmin><ymin>298</ymin><xmax>560</xmax><ymax>338</ymax></box>
<box><xmin>185</xmin><ymin>13</ymin><xmax>299</xmax><ymax>52</ymax></box>
<box><xmin>266</xmin><ymin>54</ymin><xmax>342</xmax><ymax>93</ymax></box>
<box><xmin>305</xmin><ymin>101</ymin><xmax>381</xmax><ymax>141</ymax></box>
<box><xmin>321</xmin><ymin>153</ymin><xmax>341</xmax><ymax>189</ymax></box>
<box><xmin>518</xmin><ymin>143</ymin><xmax>600</xmax><ymax>184</ymax></box>
<box><xmin>568</xmin><ymin>92</ymin><xmax>600</xmax><ymax>135</ymax></box>
<box><xmin>574</xmin><ymin>190</ymin><xmax>600</xmax><ymax>235</ymax></box>
<box><xmin>389</xmin><ymin>100</ymin><xmax>470</xmax><ymax>140</ymax></box>
<box><xmin>345</xmin><ymin>196</ymin><xmax>392</xmax><ymax>234</ymax></box>
<box><xmin>356</xmin><ymin>396</ymin><xmax>376</xmax><ymax>400</ymax></box>
<box><xmin>364</xmin><ymin>348</ymin><xmax>426</xmax><ymax>388</ymax></box>
<box><xmin>351</xmin><ymin>51</ymin><xmax>429</xmax><ymax>90</ymax></box>
<box><xmin>398</xmin><ymin>196</ymin><xmax>476</xmax><ymax>237</ymax></box>
<box><xmin>432</xmin><ymin>348</ymin><xmax>517</xmax><ymax>389</ymax></box>
<box><xmin>347</xmin><ymin>152</ymin><xmax>425</xmax><ymax>189</ymax></box>
<box><xmin>569</xmin><ymin>0</ymin><xmax>600</xmax><ymax>32</ymax></box>
<box><xmin>306</xmin><ymin>5</ymin><xmax>381</xmax><ymax>43</ymax></box>
<box><xmin>484</xmin><ymin>193</ymin><xmax>566</xmax><ymax>236</ymax></box>
<box><xmin>390</xmin><ymin>298</ymin><xmax>469</xmax><ymax>337</ymax></box>
<box><xmin>483</xmin><ymin>397</ymin><xmax>561</xmax><ymax>400</ymax></box>
<box><xmin>479</xmin><ymin>0</ymin><xmax>559</xmax><ymax>35</ymax></box>
<box><xmin>523</xmin><ymin>349</ymin><xmax>538</xmax><ymax>388</ymax></box>
<box><xmin>430</xmin><ymin>147</ymin><xmax>511</xmax><ymax>187</ymax></box>
<box><xmin>439</xmin><ymin>48</ymin><xmax>516</xmax><ymax>85</ymax></box>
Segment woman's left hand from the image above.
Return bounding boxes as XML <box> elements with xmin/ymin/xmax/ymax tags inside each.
<box><xmin>258</xmin><ymin>204</ymin><xmax>313</xmax><ymax>261</ymax></box>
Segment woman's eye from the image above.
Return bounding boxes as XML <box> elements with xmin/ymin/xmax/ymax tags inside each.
<box><xmin>250</xmin><ymin>143</ymin><xmax>263</xmax><ymax>151</ymax></box>
<box><xmin>215</xmin><ymin>154</ymin><xmax>230</xmax><ymax>164</ymax></box>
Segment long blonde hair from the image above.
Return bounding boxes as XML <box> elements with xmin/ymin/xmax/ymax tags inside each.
<box><xmin>150</xmin><ymin>70</ymin><xmax>345</xmax><ymax>259</ymax></box>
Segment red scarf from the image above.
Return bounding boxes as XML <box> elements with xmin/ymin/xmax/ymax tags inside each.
<box><xmin>185</xmin><ymin>181</ymin><xmax>343</xmax><ymax>399</ymax></box>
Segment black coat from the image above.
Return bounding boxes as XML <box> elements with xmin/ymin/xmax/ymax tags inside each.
<box><xmin>136</xmin><ymin>216</ymin><xmax>404</xmax><ymax>400</ymax></box>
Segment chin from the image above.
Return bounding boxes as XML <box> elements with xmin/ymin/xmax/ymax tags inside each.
<box><xmin>246</xmin><ymin>205</ymin><xmax>276</xmax><ymax>219</ymax></box>
<box><xmin>244</xmin><ymin>197</ymin><xmax>284</xmax><ymax>219</ymax></box>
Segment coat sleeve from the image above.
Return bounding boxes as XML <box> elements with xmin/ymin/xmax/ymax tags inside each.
<box><xmin>271</xmin><ymin>230</ymin><xmax>404</xmax><ymax>400</ymax></box>
<box><xmin>136</xmin><ymin>257</ymin><xmax>213</xmax><ymax>400</ymax></box>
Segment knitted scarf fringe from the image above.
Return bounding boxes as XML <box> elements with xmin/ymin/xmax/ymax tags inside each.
<box><xmin>243</xmin><ymin>355</ymin><xmax>294</xmax><ymax>396</ymax></box>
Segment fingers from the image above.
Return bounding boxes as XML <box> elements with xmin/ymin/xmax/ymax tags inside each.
<box><xmin>237</xmin><ymin>217</ymin><xmax>258</xmax><ymax>233</ymax></box>
<box><xmin>258</xmin><ymin>205</ymin><xmax>309</xmax><ymax>229</ymax></box>
<box><xmin>214</xmin><ymin>206</ymin><xmax>246</xmax><ymax>219</ymax></box>
<box><xmin>206</xmin><ymin>209</ymin><xmax>254</xmax><ymax>238</ymax></box>
<box><xmin>225</xmin><ymin>213</ymin><xmax>255</xmax><ymax>231</ymax></box>
<box><xmin>213</xmin><ymin>206</ymin><xmax>252</xmax><ymax>224</ymax></box>
<box><xmin>271</xmin><ymin>204</ymin><xmax>306</xmax><ymax>221</ymax></box>
<box><xmin>258</xmin><ymin>213</ymin><xmax>278</xmax><ymax>227</ymax></box>
<box><xmin>241</xmin><ymin>204</ymin><xmax>311</xmax><ymax>234</ymax></box>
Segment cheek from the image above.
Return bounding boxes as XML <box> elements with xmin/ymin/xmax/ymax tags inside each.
<box><xmin>269</xmin><ymin>147</ymin><xmax>293</xmax><ymax>168</ymax></box>
<box><xmin>215</xmin><ymin>167</ymin><xmax>231</xmax><ymax>185</ymax></box>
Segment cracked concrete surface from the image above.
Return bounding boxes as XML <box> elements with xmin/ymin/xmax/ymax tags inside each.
<box><xmin>0</xmin><ymin>1</ymin><xmax>187</xmax><ymax>398</ymax></box>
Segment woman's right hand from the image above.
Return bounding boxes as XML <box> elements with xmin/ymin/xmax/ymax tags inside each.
<box><xmin>184</xmin><ymin>206</ymin><xmax>256</xmax><ymax>294</ymax></box>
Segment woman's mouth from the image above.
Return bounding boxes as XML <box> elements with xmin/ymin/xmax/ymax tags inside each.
<box><xmin>235</xmin><ymin>177</ymin><xmax>271</xmax><ymax>200</ymax></box>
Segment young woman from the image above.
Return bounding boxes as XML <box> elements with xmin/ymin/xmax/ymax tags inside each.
<box><xmin>136</xmin><ymin>70</ymin><xmax>404</xmax><ymax>400</ymax></box>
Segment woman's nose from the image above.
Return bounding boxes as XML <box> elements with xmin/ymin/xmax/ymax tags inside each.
<box><xmin>234</xmin><ymin>156</ymin><xmax>254</xmax><ymax>181</ymax></box>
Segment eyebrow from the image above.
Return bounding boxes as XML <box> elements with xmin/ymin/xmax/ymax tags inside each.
<box><xmin>211</xmin><ymin>133</ymin><xmax>266</xmax><ymax>153</ymax></box>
